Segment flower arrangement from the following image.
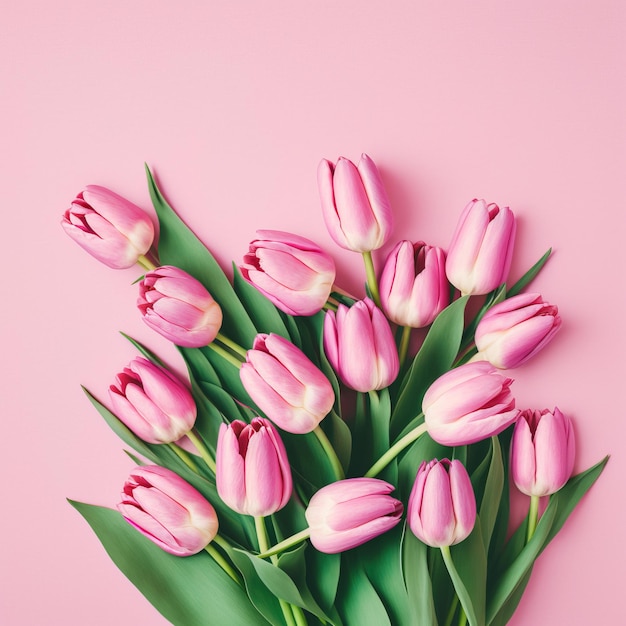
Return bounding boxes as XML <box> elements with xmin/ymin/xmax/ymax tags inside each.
<box><xmin>63</xmin><ymin>155</ymin><xmax>607</xmax><ymax>626</ymax></box>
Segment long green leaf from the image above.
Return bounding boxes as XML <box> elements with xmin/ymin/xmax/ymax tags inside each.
<box><xmin>506</xmin><ymin>248</ymin><xmax>552</xmax><ymax>297</ymax></box>
<box><xmin>478</xmin><ymin>437</ymin><xmax>504</xmax><ymax>551</ymax></box>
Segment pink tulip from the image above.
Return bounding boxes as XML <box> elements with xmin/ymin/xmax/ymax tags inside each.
<box><xmin>474</xmin><ymin>293</ymin><xmax>561</xmax><ymax>369</ymax></box>
<box><xmin>407</xmin><ymin>459</ymin><xmax>476</xmax><ymax>547</ymax></box>
<box><xmin>305</xmin><ymin>478</ymin><xmax>403</xmax><ymax>554</ymax></box>
<box><xmin>423</xmin><ymin>361</ymin><xmax>519</xmax><ymax>446</ymax></box>
<box><xmin>323</xmin><ymin>298</ymin><xmax>399</xmax><ymax>392</ymax></box>
<box><xmin>61</xmin><ymin>185</ymin><xmax>154</xmax><ymax>269</ymax></box>
<box><xmin>379</xmin><ymin>240</ymin><xmax>449</xmax><ymax>328</ymax></box>
<box><xmin>240</xmin><ymin>230</ymin><xmax>336</xmax><ymax>316</ymax></box>
<box><xmin>109</xmin><ymin>357</ymin><xmax>196</xmax><ymax>444</ymax></box>
<box><xmin>241</xmin><ymin>333</ymin><xmax>335</xmax><ymax>434</ymax></box>
<box><xmin>510</xmin><ymin>408</ymin><xmax>575</xmax><ymax>497</ymax></box>
<box><xmin>118</xmin><ymin>465</ymin><xmax>218</xmax><ymax>556</ymax></box>
<box><xmin>216</xmin><ymin>418</ymin><xmax>292</xmax><ymax>517</ymax></box>
<box><xmin>137</xmin><ymin>266</ymin><xmax>223</xmax><ymax>347</ymax></box>
<box><xmin>317</xmin><ymin>154</ymin><xmax>393</xmax><ymax>252</ymax></box>
<box><xmin>445</xmin><ymin>199</ymin><xmax>516</xmax><ymax>295</ymax></box>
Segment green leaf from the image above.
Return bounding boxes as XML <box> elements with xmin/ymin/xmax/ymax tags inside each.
<box><xmin>477</xmin><ymin>437</ymin><xmax>505</xmax><ymax>552</ymax></box>
<box><xmin>145</xmin><ymin>165</ymin><xmax>257</xmax><ymax>346</ymax></box>
<box><xmin>305</xmin><ymin>549</ymin><xmax>341</xmax><ymax>616</ymax></box>
<box><xmin>506</xmin><ymin>248</ymin><xmax>552</xmax><ymax>297</ymax></box>
<box><xmin>325</xmin><ymin>410</ymin><xmax>352</xmax><ymax>473</ymax></box>
<box><xmin>69</xmin><ymin>502</ymin><xmax>269</xmax><ymax>626</ymax></box>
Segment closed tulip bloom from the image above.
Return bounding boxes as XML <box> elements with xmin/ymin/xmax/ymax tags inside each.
<box><xmin>323</xmin><ymin>298</ymin><xmax>399</xmax><ymax>392</ymax></box>
<box><xmin>423</xmin><ymin>361</ymin><xmax>519</xmax><ymax>446</ymax></box>
<box><xmin>138</xmin><ymin>265</ymin><xmax>223</xmax><ymax>347</ymax></box>
<box><xmin>61</xmin><ymin>185</ymin><xmax>155</xmax><ymax>269</ymax></box>
<box><xmin>510</xmin><ymin>408</ymin><xmax>575</xmax><ymax>497</ymax></box>
<box><xmin>379</xmin><ymin>240</ymin><xmax>449</xmax><ymax>328</ymax></box>
<box><xmin>240</xmin><ymin>230</ymin><xmax>336</xmax><ymax>316</ymax></box>
<box><xmin>216</xmin><ymin>418</ymin><xmax>292</xmax><ymax>517</ymax></box>
<box><xmin>118</xmin><ymin>465</ymin><xmax>218</xmax><ymax>556</ymax></box>
<box><xmin>305</xmin><ymin>478</ymin><xmax>403</xmax><ymax>554</ymax></box>
<box><xmin>474</xmin><ymin>293</ymin><xmax>561</xmax><ymax>369</ymax></box>
<box><xmin>109</xmin><ymin>357</ymin><xmax>196</xmax><ymax>444</ymax></box>
<box><xmin>445</xmin><ymin>199</ymin><xmax>516</xmax><ymax>295</ymax></box>
<box><xmin>317</xmin><ymin>154</ymin><xmax>393</xmax><ymax>252</ymax></box>
<box><xmin>241</xmin><ymin>333</ymin><xmax>335</xmax><ymax>434</ymax></box>
<box><xmin>408</xmin><ymin>459</ymin><xmax>476</xmax><ymax>548</ymax></box>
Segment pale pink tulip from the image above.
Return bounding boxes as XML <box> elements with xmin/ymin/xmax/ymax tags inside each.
<box><xmin>62</xmin><ymin>185</ymin><xmax>154</xmax><ymax>269</ymax></box>
<box><xmin>118</xmin><ymin>465</ymin><xmax>218</xmax><ymax>556</ymax></box>
<box><xmin>305</xmin><ymin>478</ymin><xmax>403</xmax><ymax>554</ymax></box>
<box><xmin>317</xmin><ymin>154</ymin><xmax>393</xmax><ymax>252</ymax></box>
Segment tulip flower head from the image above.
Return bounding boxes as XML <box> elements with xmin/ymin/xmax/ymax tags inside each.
<box><xmin>137</xmin><ymin>265</ymin><xmax>223</xmax><ymax>348</ymax></box>
<box><xmin>109</xmin><ymin>357</ymin><xmax>197</xmax><ymax>444</ymax></box>
<box><xmin>510</xmin><ymin>408</ymin><xmax>575</xmax><ymax>497</ymax></box>
<box><xmin>118</xmin><ymin>465</ymin><xmax>219</xmax><ymax>556</ymax></box>
<box><xmin>240</xmin><ymin>230</ymin><xmax>336</xmax><ymax>316</ymax></box>
<box><xmin>445</xmin><ymin>199</ymin><xmax>516</xmax><ymax>296</ymax></box>
<box><xmin>323</xmin><ymin>298</ymin><xmax>399</xmax><ymax>392</ymax></box>
<box><xmin>423</xmin><ymin>361</ymin><xmax>519</xmax><ymax>446</ymax></box>
<box><xmin>216</xmin><ymin>418</ymin><xmax>292</xmax><ymax>517</ymax></box>
<box><xmin>317</xmin><ymin>154</ymin><xmax>393</xmax><ymax>252</ymax></box>
<box><xmin>305</xmin><ymin>478</ymin><xmax>403</xmax><ymax>554</ymax></box>
<box><xmin>61</xmin><ymin>185</ymin><xmax>155</xmax><ymax>269</ymax></box>
<box><xmin>379</xmin><ymin>240</ymin><xmax>449</xmax><ymax>328</ymax></box>
<box><xmin>241</xmin><ymin>333</ymin><xmax>335</xmax><ymax>434</ymax></box>
<box><xmin>474</xmin><ymin>293</ymin><xmax>561</xmax><ymax>369</ymax></box>
<box><xmin>408</xmin><ymin>459</ymin><xmax>476</xmax><ymax>548</ymax></box>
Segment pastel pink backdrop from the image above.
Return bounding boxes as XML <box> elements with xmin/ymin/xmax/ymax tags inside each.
<box><xmin>1</xmin><ymin>2</ymin><xmax>624</xmax><ymax>624</ymax></box>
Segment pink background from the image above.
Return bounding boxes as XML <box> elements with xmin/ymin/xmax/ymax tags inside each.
<box><xmin>1</xmin><ymin>2</ymin><xmax>624</xmax><ymax>624</ymax></box>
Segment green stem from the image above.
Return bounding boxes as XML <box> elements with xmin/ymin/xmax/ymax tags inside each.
<box><xmin>257</xmin><ymin>528</ymin><xmax>311</xmax><ymax>559</ymax></box>
<box><xmin>444</xmin><ymin>595</ymin><xmax>460</xmax><ymax>626</ymax></box>
<box><xmin>204</xmin><ymin>543</ymin><xmax>241</xmax><ymax>586</ymax></box>
<box><xmin>362</xmin><ymin>251</ymin><xmax>381</xmax><ymax>307</ymax></box>
<box><xmin>322</xmin><ymin>300</ymin><xmax>339</xmax><ymax>312</ymax></box>
<box><xmin>457</xmin><ymin>607</ymin><xmax>468</xmax><ymax>626</ymax></box>
<box><xmin>398</xmin><ymin>325</ymin><xmax>412</xmax><ymax>369</ymax></box>
<box><xmin>208</xmin><ymin>341</ymin><xmax>244</xmax><ymax>369</ymax></box>
<box><xmin>526</xmin><ymin>494</ymin><xmax>540</xmax><ymax>543</ymax></box>
<box><xmin>216</xmin><ymin>332</ymin><xmax>248</xmax><ymax>359</ymax></box>
<box><xmin>186</xmin><ymin>429</ymin><xmax>217</xmax><ymax>474</ymax></box>
<box><xmin>168</xmin><ymin>443</ymin><xmax>198</xmax><ymax>473</ymax></box>
<box><xmin>313</xmin><ymin>425</ymin><xmax>345</xmax><ymax>480</ymax></box>
<box><xmin>364</xmin><ymin>419</ymin><xmax>427</xmax><ymax>477</ymax></box>
<box><xmin>137</xmin><ymin>254</ymin><xmax>157</xmax><ymax>271</ymax></box>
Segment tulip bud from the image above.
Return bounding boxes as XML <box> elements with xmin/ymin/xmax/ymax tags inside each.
<box><xmin>445</xmin><ymin>199</ymin><xmax>516</xmax><ymax>295</ymax></box>
<box><xmin>137</xmin><ymin>265</ymin><xmax>223</xmax><ymax>348</ymax></box>
<box><xmin>216</xmin><ymin>418</ymin><xmax>292</xmax><ymax>517</ymax></box>
<box><xmin>474</xmin><ymin>293</ymin><xmax>561</xmax><ymax>369</ymax></box>
<box><xmin>323</xmin><ymin>298</ymin><xmax>399</xmax><ymax>392</ymax></box>
<box><xmin>61</xmin><ymin>185</ymin><xmax>155</xmax><ymax>269</ymax></box>
<box><xmin>118</xmin><ymin>465</ymin><xmax>218</xmax><ymax>556</ymax></box>
<box><xmin>379</xmin><ymin>240</ymin><xmax>449</xmax><ymax>328</ymax></box>
<box><xmin>241</xmin><ymin>333</ymin><xmax>335</xmax><ymax>434</ymax></box>
<box><xmin>407</xmin><ymin>459</ymin><xmax>476</xmax><ymax>547</ymax></box>
<box><xmin>423</xmin><ymin>361</ymin><xmax>519</xmax><ymax>446</ymax></box>
<box><xmin>317</xmin><ymin>154</ymin><xmax>393</xmax><ymax>252</ymax></box>
<box><xmin>109</xmin><ymin>357</ymin><xmax>196</xmax><ymax>444</ymax></box>
<box><xmin>305</xmin><ymin>478</ymin><xmax>403</xmax><ymax>554</ymax></box>
<box><xmin>240</xmin><ymin>230</ymin><xmax>336</xmax><ymax>316</ymax></box>
<box><xmin>510</xmin><ymin>408</ymin><xmax>575</xmax><ymax>497</ymax></box>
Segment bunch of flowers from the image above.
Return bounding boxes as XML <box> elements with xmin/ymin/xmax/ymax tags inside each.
<box><xmin>63</xmin><ymin>156</ymin><xmax>606</xmax><ymax>626</ymax></box>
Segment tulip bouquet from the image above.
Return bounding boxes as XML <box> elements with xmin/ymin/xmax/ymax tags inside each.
<box><xmin>63</xmin><ymin>155</ymin><xmax>607</xmax><ymax>626</ymax></box>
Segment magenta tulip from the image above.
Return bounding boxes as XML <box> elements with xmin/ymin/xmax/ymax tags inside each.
<box><xmin>445</xmin><ymin>199</ymin><xmax>516</xmax><ymax>295</ymax></box>
<box><xmin>241</xmin><ymin>333</ymin><xmax>335</xmax><ymax>434</ymax></box>
<box><xmin>305</xmin><ymin>478</ymin><xmax>403</xmax><ymax>554</ymax></box>
<box><xmin>118</xmin><ymin>465</ymin><xmax>218</xmax><ymax>556</ymax></box>
<box><xmin>216</xmin><ymin>418</ymin><xmax>292</xmax><ymax>517</ymax></box>
<box><xmin>323</xmin><ymin>298</ymin><xmax>399</xmax><ymax>392</ymax></box>
<box><xmin>138</xmin><ymin>265</ymin><xmax>223</xmax><ymax>347</ymax></box>
<box><xmin>109</xmin><ymin>357</ymin><xmax>196</xmax><ymax>444</ymax></box>
<box><xmin>510</xmin><ymin>408</ymin><xmax>575</xmax><ymax>497</ymax></box>
<box><xmin>408</xmin><ymin>459</ymin><xmax>476</xmax><ymax>547</ymax></box>
<box><xmin>61</xmin><ymin>185</ymin><xmax>154</xmax><ymax>269</ymax></box>
<box><xmin>379</xmin><ymin>240</ymin><xmax>449</xmax><ymax>328</ymax></box>
<box><xmin>474</xmin><ymin>293</ymin><xmax>561</xmax><ymax>369</ymax></box>
<box><xmin>240</xmin><ymin>230</ymin><xmax>336</xmax><ymax>316</ymax></box>
<box><xmin>423</xmin><ymin>361</ymin><xmax>519</xmax><ymax>446</ymax></box>
<box><xmin>317</xmin><ymin>154</ymin><xmax>393</xmax><ymax>252</ymax></box>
